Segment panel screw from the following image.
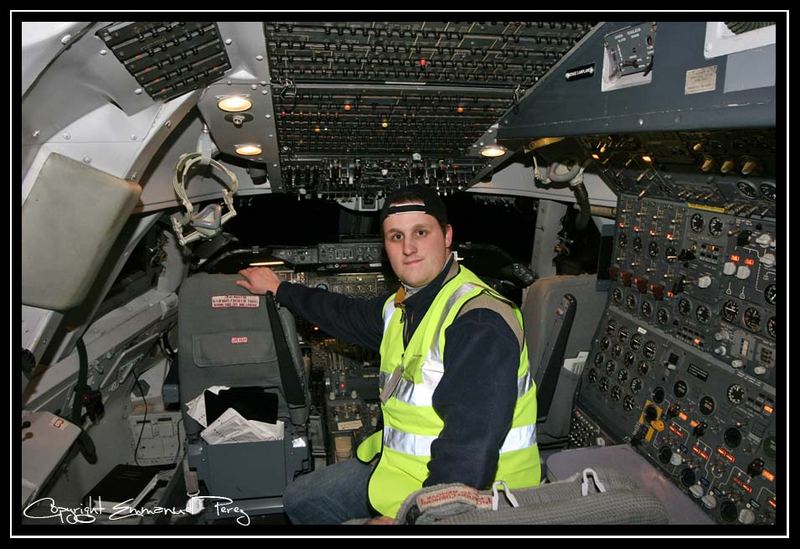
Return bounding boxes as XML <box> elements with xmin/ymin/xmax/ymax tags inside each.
<box><xmin>99</xmin><ymin>49</ymin><xmax>107</xmax><ymax>55</ymax></box>
<box><xmin>60</xmin><ymin>34</ymin><xmax>71</xmax><ymax>45</ymax></box>
<box><xmin>225</xmin><ymin>38</ymin><xmax>232</xmax><ymax>45</ymax></box>
<box><xmin>134</xmin><ymin>88</ymin><xmax>143</xmax><ymax>95</ymax></box>
<box><xmin>256</xmin><ymin>55</ymin><xmax>264</xmax><ymax>61</ymax></box>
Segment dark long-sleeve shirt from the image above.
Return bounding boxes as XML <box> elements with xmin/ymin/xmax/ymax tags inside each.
<box><xmin>276</xmin><ymin>256</ymin><xmax>521</xmax><ymax>489</ymax></box>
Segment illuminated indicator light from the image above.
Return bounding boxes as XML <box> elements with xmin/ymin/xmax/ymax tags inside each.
<box><xmin>217</xmin><ymin>96</ymin><xmax>252</xmax><ymax>112</ymax></box>
<box><xmin>235</xmin><ymin>144</ymin><xmax>262</xmax><ymax>156</ymax></box>
<box><xmin>692</xmin><ymin>447</ymin><xmax>709</xmax><ymax>460</ymax></box>
<box><xmin>693</xmin><ymin>337</ymin><xmax>702</xmax><ymax>346</ymax></box>
<box><xmin>618</xmin><ymin>222</ymin><xmax>625</xmax><ymax>228</ymax></box>
<box><xmin>313</xmin><ymin>326</ymin><xmax>319</xmax><ymax>331</ymax></box>
<box><xmin>381</xmin><ymin>119</ymin><xmax>389</xmax><ymax>128</ymax></box>
<box><xmin>649</xmin><ymin>228</ymin><xmax>657</xmax><ymax>236</ymax></box>
<box><xmin>456</xmin><ymin>105</ymin><xmax>465</xmax><ymax>113</ymax></box>
<box><xmin>641</xmin><ymin>155</ymin><xmax>653</xmax><ymax>163</ymax></box>
<box><xmin>733</xmin><ymin>477</ymin><xmax>753</xmax><ymax>493</ymax></box>
<box><xmin>633</xmin><ymin>225</ymin><xmax>641</xmax><ymax>232</ymax></box>
<box><xmin>762</xmin><ymin>469</ymin><xmax>775</xmax><ymax>482</ymax></box>
<box><xmin>592</xmin><ymin>153</ymin><xmax>601</xmax><ymax>160</ymax></box>
<box><xmin>744</xmin><ymin>257</ymin><xmax>756</xmax><ymax>267</ymax></box>
<box><xmin>314</xmin><ymin>127</ymin><xmax>321</xmax><ymax>133</ymax></box>
<box><xmin>762</xmin><ymin>404</ymin><xmax>774</xmax><ymax>414</ymax></box>
<box><xmin>419</xmin><ymin>58</ymin><xmax>428</xmax><ymax>67</ymax></box>
<box><xmin>768</xmin><ymin>498</ymin><xmax>777</xmax><ymax>509</ymax></box>
<box><xmin>730</xmin><ymin>254</ymin><xmax>741</xmax><ymax>262</ymax></box>
<box><xmin>669</xmin><ymin>424</ymin><xmax>683</xmax><ymax>436</ymax></box>
<box><xmin>343</xmin><ymin>103</ymin><xmax>352</xmax><ymax>112</ymax></box>
<box><xmin>667</xmin><ymin>291</ymin><xmax>675</xmax><ymax>299</ymax></box>
<box><xmin>666</xmin><ymin>233</ymin><xmax>674</xmax><ymax>240</ymax></box>
<box><xmin>679</xmin><ymin>412</ymin><xmax>689</xmax><ymax>421</ymax></box>
<box><xmin>280</xmin><ymin>110</ymin><xmax>287</xmax><ymax>118</ymax></box>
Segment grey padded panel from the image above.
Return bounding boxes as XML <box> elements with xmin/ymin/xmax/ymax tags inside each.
<box><xmin>22</xmin><ymin>153</ymin><xmax>141</xmax><ymax>310</ymax></box>
<box><xmin>521</xmin><ymin>274</ymin><xmax>606</xmax><ymax>383</ymax></box>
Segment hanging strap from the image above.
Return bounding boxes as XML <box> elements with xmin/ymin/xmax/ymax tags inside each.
<box><xmin>264</xmin><ymin>292</ymin><xmax>306</xmax><ymax>425</ymax></box>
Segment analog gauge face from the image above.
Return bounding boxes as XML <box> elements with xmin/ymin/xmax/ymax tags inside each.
<box><xmin>674</xmin><ymin>379</ymin><xmax>688</xmax><ymax>398</ymax></box>
<box><xmin>695</xmin><ymin>304</ymin><xmax>710</xmax><ymax>324</ymax></box>
<box><xmin>657</xmin><ymin>307</ymin><xmax>671</xmax><ymax>325</ymax></box>
<box><xmin>612</xmin><ymin>343</ymin><xmax>623</xmax><ymax>358</ymax></box>
<box><xmin>600</xmin><ymin>336</ymin><xmax>611</xmax><ymax>351</ymax></box>
<box><xmin>630</xmin><ymin>378</ymin><xmax>643</xmax><ymax>393</ymax></box>
<box><xmin>743</xmin><ymin>307</ymin><xmax>762</xmax><ymax>332</ymax></box>
<box><xmin>612</xmin><ymin>287</ymin><xmax>624</xmax><ymax>303</ymax></box>
<box><xmin>648</xmin><ymin>241</ymin><xmax>660</xmax><ymax>258</ymax></box>
<box><xmin>643</xmin><ymin>341</ymin><xmax>657</xmax><ymax>359</ymax></box>
<box><xmin>594</xmin><ymin>352</ymin><xmax>605</xmax><ymax>366</ymax></box>
<box><xmin>690</xmin><ymin>213</ymin><xmax>705</xmax><ymax>233</ymax></box>
<box><xmin>630</xmin><ymin>333</ymin><xmax>644</xmax><ymax>351</ymax></box>
<box><xmin>641</xmin><ymin>300</ymin><xmax>653</xmax><ymax>318</ymax></box>
<box><xmin>632</xmin><ymin>236</ymin><xmax>643</xmax><ymax>253</ymax></box>
<box><xmin>626</xmin><ymin>293</ymin><xmax>638</xmax><ymax>311</ymax></box>
<box><xmin>624</xmin><ymin>351</ymin><xmax>636</xmax><ymax>367</ymax></box>
<box><xmin>587</xmin><ymin>368</ymin><xmax>598</xmax><ymax>383</ymax></box>
<box><xmin>759</xmin><ymin>182</ymin><xmax>776</xmax><ymax>201</ymax></box>
<box><xmin>610</xmin><ymin>385</ymin><xmax>622</xmax><ymax>401</ymax></box>
<box><xmin>599</xmin><ymin>377</ymin><xmax>609</xmax><ymax>392</ymax></box>
<box><xmin>618</xmin><ymin>368</ymin><xmax>629</xmax><ymax>383</ymax></box>
<box><xmin>767</xmin><ymin>316</ymin><xmax>776</xmax><ymax>339</ymax></box>
<box><xmin>764</xmin><ymin>284</ymin><xmax>776</xmax><ymax>306</ymax></box>
<box><xmin>708</xmin><ymin>217</ymin><xmax>723</xmax><ymax>236</ymax></box>
<box><xmin>623</xmin><ymin>395</ymin><xmax>636</xmax><ymax>411</ymax></box>
<box><xmin>737</xmin><ymin>180</ymin><xmax>759</xmax><ymax>199</ymax></box>
<box><xmin>607</xmin><ymin>319</ymin><xmax>617</xmax><ymax>335</ymax></box>
<box><xmin>665</xmin><ymin>246</ymin><xmax>677</xmax><ymax>262</ymax></box>
<box><xmin>678</xmin><ymin>298</ymin><xmax>692</xmax><ymax>316</ymax></box>
<box><xmin>699</xmin><ymin>396</ymin><xmax>715</xmax><ymax>415</ymax></box>
<box><xmin>638</xmin><ymin>361</ymin><xmax>650</xmax><ymax>375</ymax></box>
<box><xmin>722</xmin><ymin>300</ymin><xmax>740</xmax><ymax>323</ymax></box>
<box><xmin>618</xmin><ymin>232</ymin><xmax>628</xmax><ymax>247</ymax></box>
<box><xmin>606</xmin><ymin>361</ymin><xmax>616</xmax><ymax>375</ymax></box>
<box><xmin>727</xmin><ymin>384</ymin><xmax>745</xmax><ymax>405</ymax></box>
<box><xmin>618</xmin><ymin>326</ymin><xmax>630</xmax><ymax>343</ymax></box>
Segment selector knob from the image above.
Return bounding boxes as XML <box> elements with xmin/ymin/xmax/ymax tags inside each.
<box><xmin>701</xmin><ymin>492</ymin><xmax>718</xmax><ymax>509</ymax></box>
<box><xmin>723</xmin><ymin>262</ymin><xmax>737</xmax><ymax>276</ymax></box>
<box><xmin>754</xmin><ymin>366</ymin><xmax>767</xmax><ymax>375</ymax></box>
<box><xmin>714</xmin><ymin>346</ymin><xmax>727</xmax><ymax>356</ymax></box>
<box><xmin>747</xmin><ymin>458</ymin><xmax>765</xmax><ymax>477</ymax></box>
<box><xmin>689</xmin><ymin>484</ymin><xmax>705</xmax><ymax>498</ymax></box>
<box><xmin>731</xmin><ymin>359</ymin><xmax>745</xmax><ymax>369</ymax></box>
<box><xmin>329</xmin><ymin>391</ymin><xmax>336</xmax><ymax>401</ymax></box>
<box><xmin>755</xmin><ymin>234</ymin><xmax>771</xmax><ymax>247</ymax></box>
<box><xmin>738</xmin><ymin>508</ymin><xmax>756</xmax><ymax>525</ymax></box>
<box><xmin>736</xmin><ymin>266</ymin><xmax>752</xmax><ymax>280</ymax></box>
<box><xmin>670</xmin><ymin>452</ymin><xmax>683</xmax><ymax>466</ymax></box>
<box><xmin>761</xmin><ymin>253</ymin><xmax>776</xmax><ymax>267</ymax></box>
<box><xmin>698</xmin><ymin>275</ymin><xmax>712</xmax><ymax>289</ymax></box>
<box><xmin>693</xmin><ymin>421</ymin><xmax>708</xmax><ymax>438</ymax></box>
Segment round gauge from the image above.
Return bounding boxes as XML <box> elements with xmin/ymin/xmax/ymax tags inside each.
<box><xmin>630</xmin><ymin>378</ymin><xmax>643</xmax><ymax>393</ymax></box>
<box><xmin>594</xmin><ymin>352</ymin><xmax>605</xmax><ymax>366</ymax></box>
<box><xmin>626</xmin><ymin>293</ymin><xmax>638</xmax><ymax>311</ymax></box>
<box><xmin>618</xmin><ymin>232</ymin><xmax>628</xmax><ymax>247</ymax></box>
<box><xmin>623</xmin><ymin>395</ymin><xmax>636</xmax><ymax>411</ymax></box>
<box><xmin>618</xmin><ymin>326</ymin><xmax>630</xmax><ymax>343</ymax></box>
<box><xmin>599</xmin><ymin>377</ymin><xmax>609</xmax><ymax>392</ymax></box>
<box><xmin>624</xmin><ymin>351</ymin><xmax>636</xmax><ymax>367</ymax></box>
<box><xmin>648</xmin><ymin>241</ymin><xmax>660</xmax><ymax>258</ymax></box>
<box><xmin>690</xmin><ymin>213</ymin><xmax>705</xmax><ymax>233</ymax></box>
<box><xmin>643</xmin><ymin>341</ymin><xmax>657</xmax><ymax>359</ymax></box>
<box><xmin>759</xmin><ymin>181</ymin><xmax>776</xmax><ymax>201</ymax></box>
<box><xmin>630</xmin><ymin>333</ymin><xmax>643</xmax><ymax>351</ymax></box>
<box><xmin>618</xmin><ymin>368</ymin><xmax>629</xmax><ymax>383</ymax></box>
<box><xmin>721</xmin><ymin>300</ymin><xmax>740</xmax><ymax>323</ymax></box>
<box><xmin>699</xmin><ymin>396</ymin><xmax>716</xmax><ymax>415</ymax></box>
<box><xmin>607</xmin><ymin>319</ymin><xmax>617</xmax><ymax>335</ymax></box>
<box><xmin>638</xmin><ymin>361</ymin><xmax>650</xmax><ymax>375</ymax></box>
<box><xmin>743</xmin><ymin>307</ymin><xmax>762</xmax><ymax>332</ymax></box>
<box><xmin>600</xmin><ymin>336</ymin><xmax>611</xmax><ymax>351</ymax></box>
<box><xmin>737</xmin><ymin>180</ymin><xmax>759</xmax><ymax>199</ymax></box>
<box><xmin>764</xmin><ymin>284</ymin><xmax>776</xmax><ymax>306</ymax></box>
<box><xmin>587</xmin><ymin>368</ymin><xmax>597</xmax><ymax>383</ymax></box>
<box><xmin>727</xmin><ymin>384</ymin><xmax>745</xmax><ymax>405</ymax></box>
<box><xmin>708</xmin><ymin>217</ymin><xmax>723</xmax><ymax>236</ymax></box>
<box><xmin>605</xmin><ymin>360</ymin><xmax>616</xmax><ymax>375</ymax></box>
<box><xmin>612</xmin><ymin>343</ymin><xmax>623</xmax><ymax>358</ymax></box>
<box><xmin>678</xmin><ymin>298</ymin><xmax>692</xmax><ymax>316</ymax></box>
<box><xmin>767</xmin><ymin>316</ymin><xmax>776</xmax><ymax>339</ymax></box>
<box><xmin>632</xmin><ymin>236</ymin><xmax>643</xmax><ymax>253</ymax></box>
<box><xmin>641</xmin><ymin>300</ymin><xmax>653</xmax><ymax>318</ymax></box>
<box><xmin>674</xmin><ymin>379</ymin><xmax>688</xmax><ymax>398</ymax></box>
<box><xmin>657</xmin><ymin>307</ymin><xmax>671</xmax><ymax>325</ymax></box>
<box><xmin>695</xmin><ymin>304</ymin><xmax>710</xmax><ymax>324</ymax></box>
<box><xmin>665</xmin><ymin>246</ymin><xmax>677</xmax><ymax>262</ymax></box>
<box><xmin>610</xmin><ymin>386</ymin><xmax>622</xmax><ymax>401</ymax></box>
<box><xmin>612</xmin><ymin>287</ymin><xmax>624</xmax><ymax>303</ymax></box>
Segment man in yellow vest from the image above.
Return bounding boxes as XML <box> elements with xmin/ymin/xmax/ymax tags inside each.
<box><xmin>237</xmin><ymin>185</ymin><xmax>540</xmax><ymax>524</ymax></box>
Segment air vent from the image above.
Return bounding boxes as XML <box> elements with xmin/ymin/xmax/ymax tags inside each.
<box><xmin>97</xmin><ymin>22</ymin><xmax>231</xmax><ymax>102</ymax></box>
<box><xmin>723</xmin><ymin>22</ymin><xmax>774</xmax><ymax>35</ymax></box>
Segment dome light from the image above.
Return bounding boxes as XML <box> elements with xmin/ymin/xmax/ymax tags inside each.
<box><xmin>235</xmin><ymin>144</ymin><xmax>262</xmax><ymax>156</ymax></box>
<box><xmin>217</xmin><ymin>96</ymin><xmax>252</xmax><ymax>113</ymax></box>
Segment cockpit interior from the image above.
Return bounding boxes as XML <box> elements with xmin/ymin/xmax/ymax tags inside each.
<box><xmin>18</xmin><ymin>17</ymin><xmax>784</xmax><ymax>534</ymax></box>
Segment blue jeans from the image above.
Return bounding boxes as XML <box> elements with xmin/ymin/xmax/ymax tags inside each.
<box><xmin>283</xmin><ymin>458</ymin><xmax>376</xmax><ymax>524</ymax></box>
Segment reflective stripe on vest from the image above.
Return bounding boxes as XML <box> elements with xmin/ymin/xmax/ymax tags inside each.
<box><xmin>384</xmin><ymin>423</ymin><xmax>537</xmax><ymax>456</ymax></box>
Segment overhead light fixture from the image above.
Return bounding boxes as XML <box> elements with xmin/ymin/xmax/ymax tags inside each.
<box><xmin>236</xmin><ymin>144</ymin><xmax>262</xmax><ymax>156</ymax></box>
<box><xmin>480</xmin><ymin>144</ymin><xmax>507</xmax><ymax>158</ymax></box>
<box><xmin>217</xmin><ymin>96</ymin><xmax>252</xmax><ymax>113</ymax></box>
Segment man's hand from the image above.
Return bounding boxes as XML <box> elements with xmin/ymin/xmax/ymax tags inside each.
<box><xmin>365</xmin><ymin>516</ymin><xmax>395</xmax><ymax>525</ymax></box>
<box><xmin>236</xmin><ymin>267</ymin><xmax>281</xmax><ymax>295</ymax></box>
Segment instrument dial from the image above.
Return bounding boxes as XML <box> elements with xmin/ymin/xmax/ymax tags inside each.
<box><xmin>641</xmin><ymin>300</ymin><xmax>653</xmax><ymax>318</ymax></box>
<box><xmin>737</xmin><ymin>180</ymin><xmax>759</xmax><ymax>199</ymax></box>
<box><xmin>743</xmin><ymin>307</ymin><xmax>762</xmax><ymax>332</ymax></box>
<box><xmin>648</xmin><ymin>241</ymin><xmax>660</xmax><ymax>258</ymax></box>
<box><xmin>727</xmin><ymin>384</ymin><xmax>745</xmax><ymax>405</ymax></box>
<box><xmin>696</xmin><ymin>304</ymin><xmax>710</xmax><ymax>324</ymax></box>
<box><xmin>764</xmin><ymin>284</ymin><xmax>776</xmax><ymax>305</ymax></box>
<box><xmin>633</xmin><ymin>236</ymin><xmax>643</xmax><ymax>253</ymax></box>
<box><xmin>618</xmin><ymin>326</ymin><xmax>630</xmax><ymax>343</ymax></box>
<box><xmin>657</xmin><ymin>307</ymin><xmax>671</xmax><ymax>325</ymax></box>
<box><xmin>618</xmin><ymin>232</ymin><xmax>628</xmax><ymax>247</ymax></box>
<box><xmin>674</xmin><ymin>379</ymin><xmax>688</xmax><ymax>398</ymax></box>
<box><xmin>690</xmin><ymin>213</ymin><xmax>705</xmax><ymax>233</ymax></box>
<box><xmin>623</xmin><ymin>395</ymin><xmax>636</xmax><ymax>411</ymax></box>
<box><xmin>606</xmin><ymin>360</ymin><xmax>616</xmax><ymax>375</ymax></box>
<box><xmin>599</xmin><ymin>377</ymin><xmax>609</xmax><ymax>392</ymax></box>
<box><xmin>721</xmin><ymin>300</ymin><xmax>739</xmax><ymax>323</ymax></box>
<box><xmin>630</xmin><ymin>333</ymin><xmax>643</xmax><ymax>351</ymax></box>
<box><xmin>613</xmin><ymin>287</ymin><xmax>624</xmax><ymax>303</ymax></box>
<box><xmin>594</xmin><ymin>352</ymin><xmax>605</xmax><ymax>366</ymax></box>
<box><xmin>618</xmin><ymin>368</ymin><xmax>629</xmax><ymax>383</ymax></box>
<box><xmin>610</xmin><ymin>385</ymin><xmax>622</xmax><ymax>401</ymax></box>
<box><xmin>759</xmin><ymin>182</ymin><xmax>776</xmax><ymax>201</ymax></box>
<box><xmin>767</xmin><ymin>316</ymin><xmax>776</xmax><ymax>339</ymax></box>
<box><xmin>708</xmin><ymin>217</ymin><xmax>723</xmax><ymax>236</ymax></box>
<box><xmin>630</xmin><ymin>378</ymin><xmax>643</xmax><ymax>393</ymax></box>
<box><xmin>638</xmin><ymin>361</ymin><xmax>650</xmax><ymax>375</ymax></box>
<box><xmin>600</xmin><ymin>336</ymin><xmax>611</xmax><ymax>350</ymax></box>
<box><xmin>626</xmin><ymin>293</ymin><xmax>638</xmax><ymax>311</ymax></box>
<box><xmin>587</xmin><ymin>368</ymin><xmax>598</xmax><ymax>383</ymax></box>
<box><xmin>643</xmin><ymin>341</ymin><xmax>657</xmax><ymax>359</ymax></box>
<box><xmin>679</xmin><ymin>298</ymin><xmax>692</xmax><ymax>316</ymax></box>
<box><xmin>665</xmin><ymin>246</ymin><xmax>677</xmax><ymax>262</ymax></box>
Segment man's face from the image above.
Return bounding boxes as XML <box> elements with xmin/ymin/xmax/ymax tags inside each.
<box><xmin>383</xmin><ymin>211</ymin><xmax>452</xmax><ymax>288</ymax></box>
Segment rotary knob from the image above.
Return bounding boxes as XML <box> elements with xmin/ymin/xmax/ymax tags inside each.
<box><xmin>761</xmin><ymin>253</ymin><xmax>776</xmax><ymax>267</ymax></box>
<box><xmin>736</xmin><ymin>266</ymin><xmax>752</xmax><ymax>280</ymax></box>
<box><xmin>702</xmin><ymin>492</ymin><xmax>718</xmax><ymax>509</ymax></box>
<box><xmin>755</xmin><ymin>234</ymin><xmax>771</xmax><ymax>247</ymax></box>
<box><xmin>698</xmin><ymin>275</ymin><xmax>712</xmax><ymax>289</ymax></box>
<box><xmin>689</xmin><ymin>484</ymin><xmax>705</xmax><ymax>498</ymax></box>
<box><xmin>738</xmin><ymin>507</ymin><xmax>756</xmax><ymax>524</ymax></box>
<box><xmin>723</xmin><ymin>262</ymin><xmax>737</xmax><ymax>276</ymax></box>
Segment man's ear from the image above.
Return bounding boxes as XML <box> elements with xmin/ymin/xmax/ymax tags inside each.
<box><xmin>444</xmin><ymin>224</ymin><xmax>453</xmax><ymax>248</ymax></box>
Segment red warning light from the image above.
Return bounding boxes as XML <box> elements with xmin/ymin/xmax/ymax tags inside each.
<box><xmin>744</xmin><ymin>258</ymin><xmax>756</xmax><ymax>267</ymax></box>
<box><xmin>730</xmin><ymin>254</ymin><xmax>741</xmax><ymax>263</ymax></box>
<box><xmin>343</xmin><ymin>104</ymin><xmax>352</xmax><ymax>112</ymax></box>
<box><xmin>456</xmin><ymin>105</ymin><xmax>465</xmax><ymax>113</ymax></box>
<box><xmin>419</xmin><ymin>58</ymin><xmax>428</xmax><ymax>67</ymax></box>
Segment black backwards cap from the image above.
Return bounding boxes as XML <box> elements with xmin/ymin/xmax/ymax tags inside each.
<box><xmin>379</xmin><ymin>185</ymin><xmax>448</xmax><ymax>227</ymax></box>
